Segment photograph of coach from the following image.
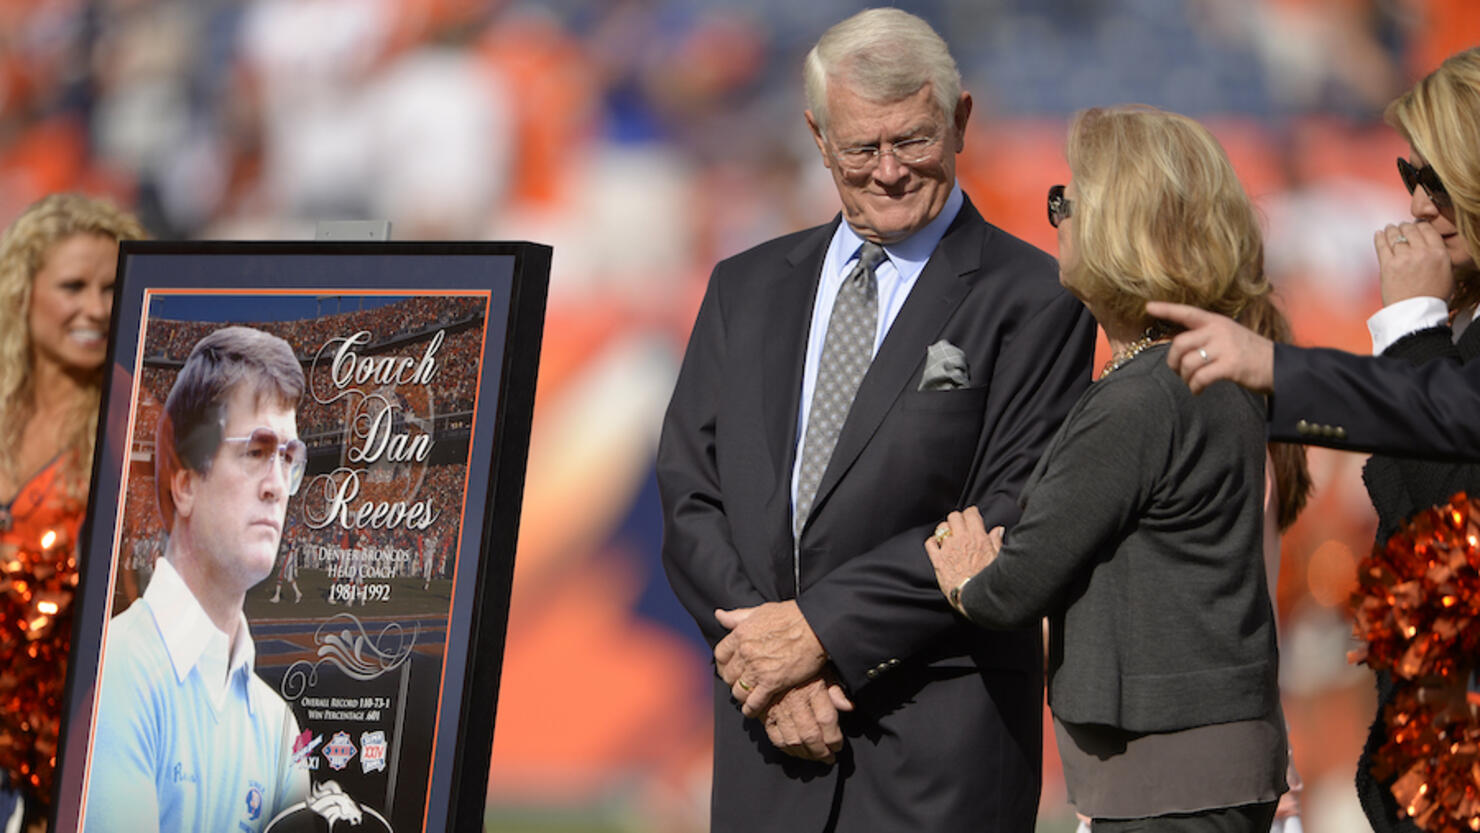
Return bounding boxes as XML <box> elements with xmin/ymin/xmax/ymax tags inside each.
<box><xmin>84</xmin><ymin>326</ymin><xmax>310</xmax><ymax>833</ymax></box>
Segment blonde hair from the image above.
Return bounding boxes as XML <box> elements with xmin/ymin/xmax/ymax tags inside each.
<box><xmin>1063</xmin><ymin>106</ymin><xmax>1312</xmax><ymax>524</ymax></box>
<box><xmin>803</xmin><ymin>8</ymin><xmax>961</xmax><ymax>136</ymax></box>
<box><xmin>1384</xmin><ymin>47</ymin><xmax>1480</xmax><ymax>310</ymax></box>
<box><xmin>1061</xmin><ymin>106</ymin><xmax>1268</xmax><ymax>331</ymax></box>
<box><xmin>0</xmin><ymin>193</ymin><xmax>147</xmax><ymax>487</ymax></box>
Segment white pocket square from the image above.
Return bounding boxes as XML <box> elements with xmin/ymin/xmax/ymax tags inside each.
<box><xmin>919</xmin><ymin>340</ymin><xmax>969</xmax><ymax>391</ymax></box>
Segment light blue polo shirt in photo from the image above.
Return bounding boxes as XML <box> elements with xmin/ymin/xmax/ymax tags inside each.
<box><xmin>82</xmin><ymin>558</ymin><xmax>309</xmax><ymax>833</ymax></box>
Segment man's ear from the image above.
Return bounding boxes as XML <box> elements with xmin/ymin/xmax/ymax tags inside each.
<box><xmin>805</xmin><ymin>110</ymin><xmax>832</xmax><ymax>169</ymax></box>
<box><xmin>952</xmin><ymin>92</ymin><xmax>973</xmax><ymax>153</ymax></box>
<box><xmin>171</xmin><ymin>467</ymin><xmax>198</xmax><ymax>521</ymax></box>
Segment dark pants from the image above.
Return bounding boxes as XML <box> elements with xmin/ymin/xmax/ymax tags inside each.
<box><xmin>1093</xmin><ymin>801</ymin><xmax>1279</xmax><ymax>833</ymax></box>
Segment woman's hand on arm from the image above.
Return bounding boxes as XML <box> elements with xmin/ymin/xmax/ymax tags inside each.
<box><xmin>924</xmin><ymin>506</ymin><xmax>1005</xmax><ymax>617</ymax></box>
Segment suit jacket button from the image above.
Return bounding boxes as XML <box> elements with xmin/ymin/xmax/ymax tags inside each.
<box><xmin>866</xmin><ymin>668</ymin><xmax>878</xmax><ymax>680</ymax></box>
<box><xmin>1335</xmin><ymin>427</ymin><xmax>1347</xmax><ymax>440</ymax></box>
<box><xmin>1296</xmin><ymin>419</ymin><xmax>1311</xmax><ymax>435</ymax></box>
<box><xmin>888</xmin><ymin>658</ymin><xmax>900</xmax><ymax>667</ymax></box>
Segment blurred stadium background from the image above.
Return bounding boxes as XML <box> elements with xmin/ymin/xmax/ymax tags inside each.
<box><xmin>3</xmin><ymin>0</ymin><xmax>1477</xmax><ymax>830</ymax></box>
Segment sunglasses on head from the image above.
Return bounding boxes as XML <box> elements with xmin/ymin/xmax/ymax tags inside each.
<box><xmin>1047</xmin><ymin>184</ymin><xmax>1072</xmax><ymax>228</ymax></box>
<box><xmin>221</xmin><ymin>426</ymin><xmax>307</xmax><ymax>495</ymax></box>
<box><xmin>1397</xmin><ymin>157</ymin><xmax>1451</xmax><ymax>209</ymax></box>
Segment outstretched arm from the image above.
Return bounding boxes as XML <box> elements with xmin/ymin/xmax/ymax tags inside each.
<box><xmin>1148</xmin><ymin>301</ymin><xmax>1480</xmax><ymax>459</ymax></box>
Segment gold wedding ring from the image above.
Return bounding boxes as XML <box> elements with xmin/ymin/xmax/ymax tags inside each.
<box><xmin>933</xmin><ymin>522</ymin><xmax>952</xmax><ymax>547</ymax></box>
<box><xmin>738</xmin><ymin>679</ymin><xmax>753</xmax><ymax>692</ymax></box>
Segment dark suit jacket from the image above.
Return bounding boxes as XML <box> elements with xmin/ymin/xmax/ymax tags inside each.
<box><xmin>1354</xmin><ymin>322</ymin><xmax>1480</xmax><ymax>833</ymax></box>
<box><xmin>1270</xmin><ymin>342</ymin><xmax>1480</xmax><ymax>458</ymax></box>
<box><xmin>657</xmin><ymin>196</ymin><xmax>1095</xmax><ymax>832</ymax></box>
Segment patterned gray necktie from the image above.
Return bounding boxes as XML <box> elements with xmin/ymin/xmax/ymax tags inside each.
<box><xmin>794</xmin><ymin>241</ymin><xmax>885</xmax><ymax>539</ymax></box>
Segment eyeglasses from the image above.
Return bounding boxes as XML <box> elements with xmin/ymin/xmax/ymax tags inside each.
<box><xmin>1047</xmin><ymin>184</ymin><xmax>1072</xmax><ymax>228</ymax></box>
<box><xmin>221</xmin><ymin>427</ymin><xmax>307</xmax><ymax>495</ymax></box>
<box><xmin>829</xmin><ymin>132</ymin><xmax>942</xmax><ymax>173</ymax></box>
<box><xmin>1397</xmin><ymin>157</ymin><xmax>1451</xmax><ymax>209</ymax></box>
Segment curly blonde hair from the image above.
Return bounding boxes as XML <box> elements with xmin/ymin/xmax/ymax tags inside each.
<box><xmin>0</xmin><ymin>193</ymin><xmax>147</xmax><ymax>488</ymax></box>
<box><xmin>1385</xmin><ymin>46</ymin><xmax>1480</xmax><ymax>310</ymax></box>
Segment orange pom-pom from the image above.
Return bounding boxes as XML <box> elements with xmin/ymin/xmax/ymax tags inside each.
<box><xmin>1354</xmin><ymin>493</ymin><xmax>1480</xmax><ymax>833</ymax></box>
<box><xmin>0</xmin><ymin>520</ymin><xmax>80</xmax><ymax>805</ymax></box>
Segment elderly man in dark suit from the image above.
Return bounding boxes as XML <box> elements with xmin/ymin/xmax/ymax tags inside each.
<box><xmin>657</xmin><ymin>8</ymin><xmax>1096</xmax><ymax>832</ymax></box>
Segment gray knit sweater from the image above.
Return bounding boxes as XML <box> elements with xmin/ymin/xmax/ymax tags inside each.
<box><xmin>959</xmin><ymin>344</ymin><xmax>1280</xmax><ymax>734</ymax></box>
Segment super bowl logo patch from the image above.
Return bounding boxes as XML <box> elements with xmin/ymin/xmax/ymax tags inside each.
<box><xmin>244</xmin><ymin>780</ymin><xmax>265</xmax><ymax>822</ymax></box>
<box><xmin>291</xmin><ymin>730</ymin><xmax>322</xmax><ymax>770</ymax></box>
<box><xmin>360</xmin><ymin>731</ymin><xmax>387</xmax><ymax>773</ymax></box>
<box><xmin>322</xmin><ymin>731</ymin><xmax>357</xmax><ymax>771</ymax></box>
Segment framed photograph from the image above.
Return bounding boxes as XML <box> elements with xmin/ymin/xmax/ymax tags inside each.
<box><xmin>50</xmin><ymin>241</ymin><xmax>550</xmax><ymax>833</ymax></box>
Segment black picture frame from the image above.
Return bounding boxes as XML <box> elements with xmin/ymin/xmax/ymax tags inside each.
<box><xmin>49</xmin><ymin>241</ymin><xmax>550</xmax><ymax>833</ymax></box>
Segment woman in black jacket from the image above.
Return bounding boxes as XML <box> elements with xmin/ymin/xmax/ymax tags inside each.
<box><xmin>1353</xmin><ymin>45</ymin><xmax>1480</xmax><ymax>833</ymax></box>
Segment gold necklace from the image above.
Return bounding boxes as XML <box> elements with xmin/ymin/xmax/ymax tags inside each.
<box><xmin>1099</xmin><ymin>327</ymin><xmax>1171</xmax><ymax>379</ymax></box>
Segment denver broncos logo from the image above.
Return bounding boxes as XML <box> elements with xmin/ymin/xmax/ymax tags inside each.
<box><xmin>308</xmin><ymin>782</ymin><xmax>362</xmax><ymax>825</ymax></box>
<box><xmin>263</xmin><ymin>781</ymin><xmax>393</xmax><ymax>832</ymax></box>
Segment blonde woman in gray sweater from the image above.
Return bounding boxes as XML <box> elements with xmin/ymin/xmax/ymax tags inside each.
<box><xmin>926</xmin><ymin>105</ymin><xmax>1308</xmax><ymax>833</ymax></box>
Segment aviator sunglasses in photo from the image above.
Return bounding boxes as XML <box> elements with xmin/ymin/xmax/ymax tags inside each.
<box><xmin>221</xmin><ymin>426</ymin><xmax>307</xmax><ymax>495</ymax></box>
<box><xmin>1397</xmin><ymin>156</ymin><xmax>1452</xmax><ymax>209</ymax></box>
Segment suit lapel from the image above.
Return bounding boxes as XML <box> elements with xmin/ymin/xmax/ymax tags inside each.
<box><xmin>760</xmin><ymin>222</ymin><xmax>835</xmax><ymax>498</ymax></box>
<box><xmin>805</xmin><ymin>200</ymin><xmax>987</xmax><ymax>528</ymax></box>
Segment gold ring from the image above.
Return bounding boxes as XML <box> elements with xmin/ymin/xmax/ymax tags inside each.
<box><xmin>933</xmin><ymin>522</ymin><xmax>951</xmax><ymax>546</ymax></box>
<box><xmin>738</xmin><ymin>679</ymin><xmax>753</xmax><ymax>692</ymax></box>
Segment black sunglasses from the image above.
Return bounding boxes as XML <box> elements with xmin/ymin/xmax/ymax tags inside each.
<box><xmin>1397</xmin><ymin>157</ymin><xmax>1451</xmax><ymax>209</ymax></box>
<box><xmin>1048</xmin><ymin>184</ymin><xmax>1072</xmax><ymax>228</ymax></box>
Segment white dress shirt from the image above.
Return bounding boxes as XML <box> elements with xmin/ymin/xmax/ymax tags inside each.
<box><xmin>1368</xmin><ymin>295</ymin><xmax>1478</xmax><ymax>354</ymax></box>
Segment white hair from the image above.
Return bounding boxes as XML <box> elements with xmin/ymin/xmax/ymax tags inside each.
<box><xmin>803</xmin><ymin>8</ymin><xmax>962</xmax><ymax>135</ymax></box>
